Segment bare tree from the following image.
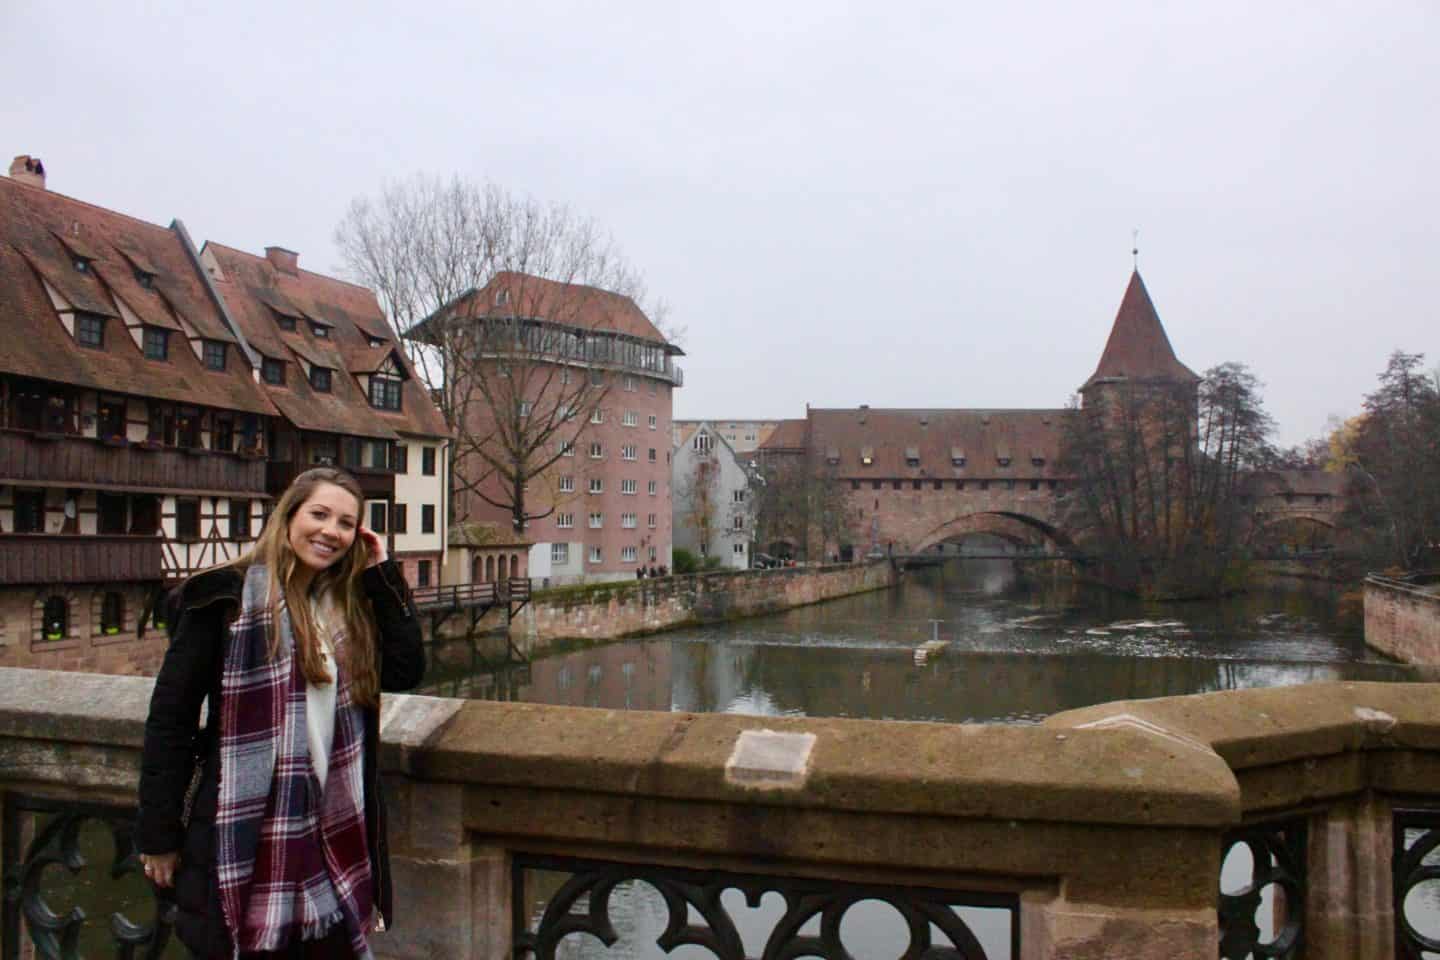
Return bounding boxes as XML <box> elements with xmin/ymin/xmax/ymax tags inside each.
<box><xmin>751</xmin><ymin>451</ymin><xmax>849</xmax><ymax>561</ymax></box>
<box><xmin>336</xmin><ymin>175</ymin><xmax>676</xmax><ymax>533</ymax></box>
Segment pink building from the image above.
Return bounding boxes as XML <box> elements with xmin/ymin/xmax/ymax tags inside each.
<box><xmin>422</xmin><ymin>273</ymin><xmax>682</xmax><ymax>583</ymax></box>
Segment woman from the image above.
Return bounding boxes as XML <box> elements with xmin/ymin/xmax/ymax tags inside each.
<box><xmin>138</xmin><ymin>468</ymin><xmax>425</xmax><ymax>959</ymax></box>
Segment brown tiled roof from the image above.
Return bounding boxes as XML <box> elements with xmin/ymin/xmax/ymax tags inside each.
<box><xmin>0</xmin><ymin>177</ymin><xmax>275</xmax><ymax>416</ymax></box>
<box><xmin>807</xmin><ymin>408</ymin><xmax>1069</xmax><ymax>478</ymax></box>
<box><xmin>437</xmin><ymin>271</ymin><xmax>675</xmax><ymax>348</ymax></box>
<box><xmin>759</xmin><ymin>418</ymin><xmax>808</xmax><ymax>451</ymax></box>
<box><xmin>1084</xmin><ymin>271</ymin><xmax>1199</xmax><ymax>389</ymax></box>
<box><xmin>204</xmin><ymin>243</ymin><xmax>450</xmax><ymax>440</ymax></box>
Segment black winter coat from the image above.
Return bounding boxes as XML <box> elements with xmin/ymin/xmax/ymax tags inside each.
<box><xmin>137</xmin><ymin>560</ymin><xmax>424</xmax><ymax>957</ymax></box>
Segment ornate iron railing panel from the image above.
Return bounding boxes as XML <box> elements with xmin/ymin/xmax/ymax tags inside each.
<box><xmin>1394</xmin><ymin>806</ymin><xmax>1440</xmax><ymax>959</ymax></box>
<box><xmin>2</xmin><ymin>793</ymin><xmax>176</xmax><ymax>960</ymax></box>
<box><xmin>1218</xmin><ymin>819</ymin><xmax>1306</xmax><ymax>960</ymax></box>
<box><xmin>512</xmin><ymin>852</ymin><xmax>1017</xmax><ymax>959</ymax></box>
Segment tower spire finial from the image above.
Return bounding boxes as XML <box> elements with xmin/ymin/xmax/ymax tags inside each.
<box><xmin>1131</xmin><ymin>228</ymin><xmax>1139</xmax><ymax>271</ymax></box>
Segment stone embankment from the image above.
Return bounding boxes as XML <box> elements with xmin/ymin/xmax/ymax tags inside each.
<box><xmin>511</xmin><ymin>560</ymin><xmax>894</xmax><ymax>646</ymax></box>
<box><xmin>1365</xmin><ymin>572</ymin><xmax>1440</xmax><ymax>665</ymax></box>
<box><xmin>2</xmin><ymin>669</ymin><xmax>1438</xmax><ymax>958</ymax></box>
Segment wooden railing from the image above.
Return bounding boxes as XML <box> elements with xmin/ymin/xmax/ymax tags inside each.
<box><xmin>265</xmin><ymin>461</ymin><xmax>395</xmax><ymax>500</ymax></box>
<box><xmin>0</xmin><ymin>534</ymin><xmax>163</xmax><ymax>585</ymax></box>
<box><xmin>0</xmin><ymin>429</ymin><xmax>266</xmax><ymax>494</ymax></box>
<box><xmin>411</xmin><ymin>578</ymin><xmax>530</xmax><ymax>611</ymax></box>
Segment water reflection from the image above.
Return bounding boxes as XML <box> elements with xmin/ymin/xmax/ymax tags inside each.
<box><xmin>422</xmin><ymin>561</ymin><xmax>1429</xmax><ymax>723</ymax></box>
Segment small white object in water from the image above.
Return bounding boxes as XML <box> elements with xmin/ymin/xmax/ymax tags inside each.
<box><xmin>1085</xmin><ymin>628</ymin><xmax>1112</xmax><ymax>636</ymax></box>
<box><xmin>914</xmin><ymin>639</ymin><xmax>947</xmax><ymax>663</ymax></box>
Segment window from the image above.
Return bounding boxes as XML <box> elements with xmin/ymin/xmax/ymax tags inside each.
<box><xmin>623</xmin><ymin>374</ymin><xmax>637</xmax><ymax>392</ymax></box>
<box><xmin>588</xmin><ymin>545</ymin><xmax>602</xmax><ymax>563</ymax></box>
<box><xmin>621</xmin><ymin>479</ymin><xmax>637</xmax><ymax>495</ymax></box>
<box><xmin>997</xmin><ymin>457</ymin><xmax>1011</xmax><ymax>468</ymax></box>
<box><xmin>560</xmin><ymin>369</ymin><xmax>571</xmax><ymax>386</ymax></box>
<box><xmin>309</xmin><ymin>366</ymin><xmax>332</xmax><ymax>392</ymax></box>
<box><xmin>175</xmin><ymin>499</ymin><xmax>200</xmax><ymax>540</ymax></box>
<box><xmin>176</xmin><ymin>408</ymin><xmax>201</xmax><ymax>448</ymax></box>
<box><xmin>913</xmin><ymin>480</ymin><xmax>922</xmax><ymax>490</ymax></box>
<box><xmin>392</xmin><ymin>444</ymin><xmax>409</xmax><ymax>474</ymax></box>
<box><xmin>647</xmin><ymin>380</ymin><xmax>657</xmax><ymax>396</ymax></box>
<box><xmin>649</xmin><ymin>545</ymin><xmax>657</xmax><ymax>562</ymax></box>
<box><xmin>733</xmin><ymin>490</ymin><xmax>746</xmax><ymax>503</ymax></box>
<box><xmin>100</xmin><ymin>592</ymin><xmax>124</xmax><ymax>634</ymax></box>
<box><xmin>76</xmin><ymin>312</ymin><xmax>105</xmax><ymax>348</ymax></box>
<box><xmin>851</xmin><ymin>480</ymin><xmax>860</xmax><ymax>491</ymax></box>
<box><xmin>733</xmin><ymin>515</ymin><xmax>744</xmax><ymax>530</ymax></box>
<box><xmin>134</xmin><ymin>268</ymin><xmax>154</xmax><ymax>289</ymax></box>
<box><xmin>229</xmin><ymin>499</ymin><xmax>251</xmax><ymax>540</ymax></box>
<box><xmin>561</xmin><ymin>441</ymin><xmax>576</xmax><ymax>458</ymax></box>
<box><xmin>557</xmin><ymin>513</ymin><xmax>574</xmax><ymax>528</ymax></box>
<box><xmin>72</xmin><ymin>256</ymin><xmax>90</xmax><ymax>273</ymax></box>
<box><xmin>693</xmin><ymin>433</ymin><xmax>712</xmax><ymax>452</ymax></box>
<box><xmin>621</xmin><ymin>445</ymin><xmax>637</xmax><ymax>461</ymax></box>
<box><xmin>648</xmin><ymin>415</ymin><xmax>657</xmax><ymax>430</ymax></box>
<box><xmin>622</xmin><ymin>513</ymin><xmax>636</xmax><ymax>528</ymax></box>
<box><xmin>648</xmin><ymin>448</ymin><xmax>656</xmax><ymax>462</ymax></box>
<box><xmin>369</xmin><ymin>502</ymin><xmax>387</xmax><ymax>533</ymax></box>
<box><xmin>590</xmin><ymin>408</ymin><xmax>605</xmax><ymax>424</ymax></box>
<box><xmin>277</xmin><ymin>314</ymin><xmax>297</xmax><ymax>332</ymax></box>
<box><xmin>622</xmin><ymin>546</ymin><xmax>638</xmax><ymax>562</ymax></box>
<box><xmin>905</xmin><ymin>449</ymin><xmax>920</xmax><ymax>467</ymax></box>
<box><xmin>861</xmin><ymin>446</ymin><xmax>874</xmax><ymax>466</ymax></box>
<box><xmin>588</xmin><ymin>442</ymin><xmax>604</xmax><ymax>459</ymax></box>
<box><xmin>517</xmin><ymin>400</ymin><xmax>532</xmax><ymax>417</ymax></box>
<box><xmin>203</xmin><ymin>340</ymin><xmax>227</xmax><ymax>371</ymax></box>
<box><xmin>622</xmin><ymin>411</ymin><xmax>637</xmax><ymax>426</ymax></box>
<box><xmin>370</xmin><ymin>376</ymin><xmax>403</xmax><ymax>410</ymax></box>
<box><xmin>421</xmin><ymin>504</ymin><xmax>435</xmax><ymax>534</ymax></box>
<box><xmin>97</xmin><ymin>397</ymin><xmax>126</xmax><ymax>440</ymax></box>
<box><xmin>261</xmin><ymin>358</ymin><xmax>285</xmax><ymax>385</ymax></box>
<box><xmin>892</xmin><ymin>481</ymin><xmax>902</xmax><ymax>490</ymax></box>
<box><xmin>417</xmin><ymin>560</ymin><xmax>431</xmax><ymax>587</ymax></box>
<box><xmin>588</xmin><ymin>368</ymin><xmax>604</xmax><ymax>387</ymax></box>
<box><xmin>143</xmin><ymin>327</ymin><xmax>169</xmax><ymax>360</ymax></box>
<box><xmin>734</xmin><ymin>543</ymin><xmax>745</xmax><ymax>555</ymax></box>
<box><xmin>213</xmin><ymin>416</ymin><xmax>233</xmax><ymax>452</ymax></box>
<box><xmin>42</xmin><ymin>596</ymin><xmax>67</xmax><ymax>640</ymax></box>
<box><xmin>647</xmin><ymin>513</ymin><xmax>657</xmax><ymax>528</ymax></box>
<box><xmin>589</xmin><ymin>478</ymin><xmax>604</xmax><ymax>494</ymax></box>
<box><xmin>98</xmin><ymin>493</ymin><xmax>127</xmax><ymax>534</ymax></box>
<box><xmin>551</xmin><ymin>543</ymin><xmax>569</xmax><ymax>564</ymax></box>
<box><xmin>980</xmin><ymin>480</ymin><xmax>990</xmax><ymax>491</ymax></box>
<box><xmin>589</xmin><ymin>512</ymin><xmax>603</xmax><ymax>528</ymax></box>
<box><xmin>648</xmin><ymin>480</ymin><xmax>657</xmax><ymax>495</ymax></box>
<box><xmin>15</xmin><ymin>490</ymin><xmax>46</xmax><ymax>533</ymax></box>
<box><xmin>559</xmin><ymin>475</ymin><xmax>575</xmax><ymax>493</ymax></box>
<box><xmin>310</xmin><ymin>322</ymin><xmax>330</xmax><ymax>339</ymax></box>
<box><xmin>422</xmin><ymin>446</ymin><xmax>436</xmax><ymax>475</ymax></box>
<box><xmin>392</xmin><ymin>503</ymin><xmax>408</xmax><ymax>533</ymax></box>
<box><xmin>872</xmin><ymin>480</ymin><xmax>881</xmax><ymax>490</ymax></box>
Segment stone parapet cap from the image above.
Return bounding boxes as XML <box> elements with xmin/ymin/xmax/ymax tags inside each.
<box><xmin>1045</xmin><ymin>681</ymin><xmax>1440</xmax><ymax>774</ymax></box>
<box><xmin>385</xmin><ymin>697</ymin><xmax>1240</xmax><ymax>828</ymax></box>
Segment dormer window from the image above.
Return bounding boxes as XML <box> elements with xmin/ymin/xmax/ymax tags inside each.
<box><xmin>861</xmin><ymin>446</ymin><xmax>874</xmax><ymax>466</ymax></box>
<box><xmin>277</xmin><ymin>315</ymin><xmax>297</xmax><ymax>332</ymax></box>
<box><xmin>367</xmin><ymin>336</ymin><xmax>386</xmax><ymax>348</ymax></box>
<box><xmin>72</xmin><ymin>256</ymin><xmax>91</xmax><ymax>274</ymax></box>
<box><xmin>1031</xmin><ymin>456</ymin><xmax>1045</xmax><ymax>467</ymax></box>
<box><xmin>951</xmin><ymin>447</ymin><xmax>966</xmax><ymax>467</ymax></box>
<box><xmin>495</xmin><ymin>289</ymin><xmax>511</xmax><ymax>306</ymax></box>
<box><xmin>75</xmin><ymin>312</ymin><xmax>105</xmax><ymax>348</ymax></box>
<box><xmin>203</xmin><ymin>340</ymin><xmax>227</xmax><ymax>371</ymax></box>
<box><xmin>309</xmin><ymin>366</ymin><xmax>332</xmax><ymax>392</ymax></box>
<box><xmin>134</xmin><ymin>268</ymin><xmax>155</xmax><ymax>290</ymax></box>
<box><xmin>905</xmin><ymin>447</ymin><xmax>920</xmax><ymax>467</ymax></box>
<box><xmin>143</xmin><ymin>327</ymin><xmax>169</xmax><ymax>360</ymax></box>
<box><xmin>826</xmin><ymin>447</ymin><xmax>840</xmax><ymax>465</ymax></box>
<box><xmin>997</xmin><ymin>457</ymin><xmax>1011</xmax><ymax>468</ymax></box>
<box><xmin>261</xmin><ymin>358</ymin><xmax>285</xmax><ymax>385</ymax></box>
<box><xmin>309</xmin><ymin>322</ymin><xmax>330</xmax><ymax>339</ymax></box>
<box><xmin>369</xmin><ymin>375</ymin><xmax>402</xmax><ymax>410</ymax></box>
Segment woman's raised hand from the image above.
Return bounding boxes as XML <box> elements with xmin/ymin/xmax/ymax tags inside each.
<box><xmin>357</xmin><ymin>526</ymin><xmax>387</xmax><ymax>567</ymax></box>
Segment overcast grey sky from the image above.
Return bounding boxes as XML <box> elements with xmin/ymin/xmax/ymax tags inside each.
<box><xmin>4</xmin><ymin>2</ymin><xmax>1435</xmax><ymax>445</ymax></box>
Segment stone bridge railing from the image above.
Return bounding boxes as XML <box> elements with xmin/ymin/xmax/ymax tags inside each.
<box><xmin>1</xmin><ymin>668</ymin><xmax>1438</xmax><ymax>959</ymax></box>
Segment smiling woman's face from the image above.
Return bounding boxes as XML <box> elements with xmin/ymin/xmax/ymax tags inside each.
<box><xmin>287</xmin><ymin>482</ymin><xmax>361</xmax><ymax>573</ymax></box>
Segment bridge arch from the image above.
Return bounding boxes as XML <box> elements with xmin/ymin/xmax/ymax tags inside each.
<box><xmin>912</xmin><ymin>511</ymin><xmax>1075</xmax><ymax>556</ymax></box>
<box><xmin>1250</xmin><ymin>514</ymin><xmax>1337</xmax><ymax>552</ymax></box>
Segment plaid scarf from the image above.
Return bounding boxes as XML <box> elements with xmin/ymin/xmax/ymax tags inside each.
<box><xmin>216</xmin><ymin>565</ymin><xmax>374</xmax><ymax>957</ymax></box>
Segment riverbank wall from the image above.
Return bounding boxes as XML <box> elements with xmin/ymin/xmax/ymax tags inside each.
<box><xmin>1365</xmin><ymin>573</ymin><xmax>1440</xmax><ymax>665</ymax></box>
<box><xmin>511</xmin><ymin>560</ymin><xmax>894</xmax><ymax>647</ymax></box>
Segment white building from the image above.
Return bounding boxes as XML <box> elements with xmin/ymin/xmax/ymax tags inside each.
<box><xmin>671</xmin><ymin>422</ymin><xmax>753</xmax><ymax>570</ymax></box>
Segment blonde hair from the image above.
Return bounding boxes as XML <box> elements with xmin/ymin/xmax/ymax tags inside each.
<box><xmin>227</xmin><ymin>468</ymin><xmax>381</xmax><ymax>707</ymax></box>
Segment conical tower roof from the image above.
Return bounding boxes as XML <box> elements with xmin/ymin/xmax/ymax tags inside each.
<box><xmin>1082</xmin><ymin>270</ymin><xmax>1199</xmax><ymax>389</ymax></box>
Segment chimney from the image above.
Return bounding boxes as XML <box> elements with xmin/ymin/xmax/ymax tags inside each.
<box><xmin>8</xmin><ymin>155</ymin><xmax>46</xmax><ymax>189</ymax></box>
<box><xmin>265</xmin><ymin>246</ymin><xmax>299</xmax><ymax>274</ymax></box>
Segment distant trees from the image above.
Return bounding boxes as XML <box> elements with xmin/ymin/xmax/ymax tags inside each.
<box><xmin>750</xmin><ymin>453</ymin><xmax>849</xmax><ymax>561</ymax></box>
<box><xmin>1336</xmin><ymin>351</ymin><xmax>1440</xmax><ymax>570</ymax></box>
<box><xmin>334</xmin><ymin>174</ymin><xmax>669</xmax><ymax>533</ymax></box>
<box><xmin>1060</xmin><ymin>362</ymin><xmax>1276</xmax><ymax>596</ymax></box>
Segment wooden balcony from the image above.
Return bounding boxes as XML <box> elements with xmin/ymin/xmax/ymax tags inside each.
<box><xmin>0</xmin><ymin>430</ymin><xmax>267</xmax><ymax>494</ymax></box>
<box><xmin>266</xmin><ymin>461</ymin><xmax>396</xmax><ymax>501</ymax></box>
<box><xmin>0</xmin><ymin>534</ymin><xmax>163</xmax><ymax>585</ymax></box>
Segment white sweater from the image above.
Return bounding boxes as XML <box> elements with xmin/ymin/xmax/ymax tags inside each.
<box><xmin>305</xmin><ymin>598</ymin><xmax>338</xmax><ymax>790</ymax></box>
